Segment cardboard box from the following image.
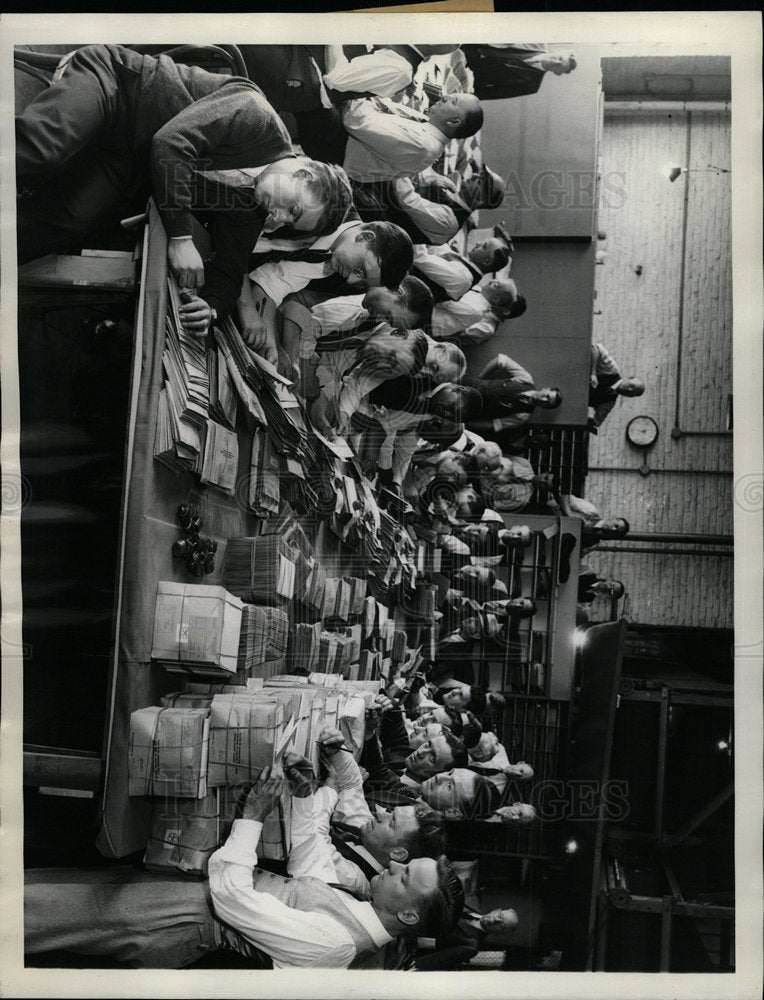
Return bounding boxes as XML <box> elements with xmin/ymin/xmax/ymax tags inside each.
<box><xmin>152</xmin><ymin>582</ymin><xmax>244</xmax><ymax>674</ymax></box>
<box><xmin>129</xmin><ymin>706</ymin><xmax>210</xmax><ymax>798</ymax></box>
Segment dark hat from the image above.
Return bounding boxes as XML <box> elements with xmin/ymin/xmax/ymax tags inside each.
<box><xmin>480</xmin><ymin>165</ymin><xmax>506</xmax><ymax>209</ymax></box>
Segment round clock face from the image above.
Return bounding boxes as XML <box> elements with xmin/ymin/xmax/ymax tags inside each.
<box><xmin>626</xmin><ymin>415</ymin><xmax>659</xmax><ymax>447</ymax></box>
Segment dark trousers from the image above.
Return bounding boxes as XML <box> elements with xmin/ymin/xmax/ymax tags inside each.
<box><xmin>293</xmin><ymin>108</ymin><xmax>348</xmax><ymax>165</ymax></box>
<box><xmin>16</xmin><ymin>45</ymin><xmax>147</xmax><ymax>262</ymax></box>
<box><xmin>24</xmin><ymin>866</ymin><xmax>220</xmax><ymax>969</ymax></box>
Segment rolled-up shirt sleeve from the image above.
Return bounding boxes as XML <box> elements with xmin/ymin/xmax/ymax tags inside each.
<box><xmin>342</xmin><ymin>99</ymin><xmax>444</xmax><ymax>180</ymax></box>
<box><xmin>208</xmin><ymin>818</ymin><xmax>354</xmax><ymax>967</ymax></box>
<box><xmin>324</xmin><ymin>49</ymin><xmax>413</xmax><ymax>98</ymax></box>
<box><xmin>327</xmin><ymin>751</ymin><xmax>375</xmax><ymax>829</ymax></box>
<box><xmin>394</xmin><ymin>180</ymin><xmax>459</xmax><ymax>246</ymax></box>
<box><xmin>461</xmin><ymin>315</ymin><xmax>499</xmax><ymax>345</ymax></box>
<box><xmin>248</xmin><ymin>261</ymin><xmax>318</xmax><ymax>306</ymax></box>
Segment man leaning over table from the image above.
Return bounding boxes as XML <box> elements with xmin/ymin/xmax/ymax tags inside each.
<box><xmin>25</xmin><ymin>765</ymin><xmax>463</xmax><ymax>969</ymax></box>
<box><xmin>16</xmin><ymin>44</ymin><xmax>351</xmax><ymax>339</ymax></box>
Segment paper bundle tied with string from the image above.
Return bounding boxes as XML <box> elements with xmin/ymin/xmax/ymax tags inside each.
<box><xmin>143</xmin><ymin>791</ymin><xmax>220</xmax><ymax>876</ymax></box>
<box><xmin>128</xmin><ymin>706</ymin><xmax>210</xmax><ymax>798</ymax></box>
<box><xmin>207</xmin><ymin>695</ymin><xmax>284</xmax><ymax>787</ymax></box>
<box><xmin>151</xmin><ymin>582</ymin><xmax>244</xmax><ymax>675</ymax></box>
<box><xmin>251</xmin><ymin>688</ymin><xmax>312</xmax><ymax>759</ymax></box>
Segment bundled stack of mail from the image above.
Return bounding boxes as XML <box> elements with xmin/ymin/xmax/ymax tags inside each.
<box><xmin>320</xmin><ymin>576</ymin><xmax>367</xmax><ymax>622</ymax></box>
<box><xmin>207</xmin><ymin>344</ymin><xmax>238</xmax><ymax>430</ymax></box>
<box><xmin>151</xmin><ymin>582</ymin><xmax>245</xmax><ymax>677</ymax></box>
<box><xmin>236</xmin><ymin>604</ymin><xmax>290</xmax><ymax>675</ymax></box>
<box><xmin>199</xmin><ymin>419</ymin><xmax>239</xmax><ymax>495</ymax></box>
<box><xmin>143</xmin><ymin>790</ymin><xmax>220</xmax><ymax>877</ymax></box>
<box><xmin>128</xmin><ymin>705</ymin><xmax>210</xmax><ymax>798</ymax></box>
<box><xmin>154</xmin><ymin>278</ymin><xmax>210</xmax><ymax>473</ymax></box>
<box><xmin>247</xmin><ymin>427</ymin><xmax>280</xmax><ymax>517</ymax></box>
<box><xmin>223</xmin><ymin>534</ymin><xmax>296</xmax><ymax>605</ymax></box>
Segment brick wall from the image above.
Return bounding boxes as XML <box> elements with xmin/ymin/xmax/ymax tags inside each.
<box><xmin>585</xmin><ymin>108</ymin><xmax>733</xmax><ymax>629</ymax></box>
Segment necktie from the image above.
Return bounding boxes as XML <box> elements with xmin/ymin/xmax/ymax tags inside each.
<box><xmin>469</xmin><ymin>764</ymin><xmax>505</xmax><ymax>777</ymax></box>
<box><xmin>371</xmin><ymin>97</ymin><xmax>429</xmax><ymax>123</ymax></box>
<box><xmin>328</xmin><ymin>881</ymin><xmax>370</xmax><ymax>902</ymax></box>
<box><xmin>250</xmin><ymin>246</ymin><xmax>332</xmax><ymax>269</ymax></box>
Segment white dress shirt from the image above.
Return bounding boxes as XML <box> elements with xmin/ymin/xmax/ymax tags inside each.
<box><xmin>313</xmin><ymin>335</ymin><xmax>390</xmax><ymax>430</ymax></box>
<box><xmin>413</xmin><ymin>244</ymin><xmax>477</xmax><ymax>300</ymax></box>
<box><xmin>311</xmin><ymin>294</ymin><xmax>368</xmax><ymax>336</ymax></box>
<box><xmin>567</xmin><ymin>494</ymin><xmax>603</xmax><ymax>526</ymax></box>
<box><xmin>470</xmin><ymin>742</ymin><xmax>511</xmax><ymax>793</ymax></box>
<box><xmin>393</xmin><ymin>178</ymin><xmax>460</xmax><ymax>245</ymax></box>
<box><xmin>590</xmin><ymin>342</ymin><xmax>621</xmax><ymax>386</ymax></box>
<box><xmin>324</xmin><ymin>48</ymin><xmax>419</xmax><ymax>98</ymax></box>
<box><xmin>208</xmin><ymin>815</ymin><xmax>391</xmax><ymax>968</ymax></box>
<box><xmin>342</xmin><ymin>98</ymin><xmax>448</xmax><ymax>182</ymax></box>
<box><xmin>288</xmin><ymin>787</ymin><xmax>381</xmax><ymax>900</ymax></box>
<box><xmin>250</xmin><ymin>219</ymin><xmax>362</xmax><ymax>306</ymax></box>
<box><xmin>288</xmin><ymin>751</ymin><xmax>383</xmax><ymax>898</ymax></box>
<box><xmin>432</xmin><ymin>288</ymin><xmax>499</xmax><ymax>344</ymax></box>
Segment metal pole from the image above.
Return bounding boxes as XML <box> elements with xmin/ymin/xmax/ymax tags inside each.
<box><xmin>594</xmin><ymin>546</ymin><xmax>733</xmax><ymax>557</ymax></box>
<box><xmin>663</xmin><ymin>783</ymin><xmax>734</xmax><ymax>846</ymax></box>
<box><xmin>673</xmin><ymin>112</ymin><xmax>693</xmax><ymax>436</ymax></box>
<box><xmin>604</xmin><ymin>101</ymin><xmax>730</xmax><ymax>113</ymax></box>
<box><xmin>604</xmin><ymin>531</ymin><xmax>733</xmax><ymax>546</ymax></box>
<box><xmin>660</xmin><ymin>895</ymin><xmax>674</xmax><ymax>972</ymax></box>
<box><xmin>655</xmin><ymin>688</ymin><xmax>670</xmax><ymax>843</ymax></box>
<box><xmin>587</xmin><ymin>466</ymin><xmax>733</xmax><ymax>476</ymax></box>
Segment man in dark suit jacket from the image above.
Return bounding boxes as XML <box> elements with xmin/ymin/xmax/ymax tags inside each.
<box><xmin>16</xmin><ymin>44</ymin><xmax>352</xmax><ymax>332</ymax></box>
<box><xmin>460</xmin><ymin>44</ymin><xmax>576</xmax><ymax>101</ymax></box>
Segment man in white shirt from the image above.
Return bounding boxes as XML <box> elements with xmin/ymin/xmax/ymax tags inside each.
<box><xmin>209</xmin><ymin>765</ymin><xmax>464</xmax><ymax>968</ymax></box>
<box><xmin>309</xmin><ymin>323</ymin><xmax>429</xmax><ymax>438</ymax></box>
<box><xmin>431</xmin><ymin>277</ymin><xmax>526</xmax><ymax>345</ymax></box>
<box><xmin>323</xmin><ymin>45</ymin><xmax>461</xmax><ymax>102</ymax></box>
<box><xmin>239</xmin><ymin>219</ymin><xmax>413</xmax><ymax>365</ymax></box>
<box><xmin>413</xmin><ymin>234</ymin><xmax>511</xmax><ymax>302</ymax></box>
<box><xmin>382</xmin><ymin>165</ymin><xmax>507</xmax><ymax>247</ymax></box>
<box><xmin>287</xmin><ymin>731</ymin><xmax>447</xmax><ymax>897</ymax></box>
<box><xmin>283</xmin><ymin>274</ymin><xmax>435</xmax><ymax>353</ymax></box>
<box><xmin>343</xmin><ymin>92</ymin><xmax>483</xmax><ymax>184</ymax></box>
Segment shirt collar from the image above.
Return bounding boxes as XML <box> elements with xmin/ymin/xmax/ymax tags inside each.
<box><xmin>335</xmin><ymin>893</ymin><xmax>394</xmax><ymax>950</ymax></box>
<box><xmin>198</xmin><ymin>164</ymin><xmax>268</xmax><ymax>187</ymax></box>
<box><xmin>400</xmin><ymin>772</ymin><xmax>421</xmax><ymax>788</ymax></box>
<box><xmin>352</xmin><ymin>843</ymin><xmax>385</xmax><ymax>874</ymax></box>
<box><xmin>424</xmin><ymin>121</ymin><xmax>450</xmax><ymax>144</ymax></box>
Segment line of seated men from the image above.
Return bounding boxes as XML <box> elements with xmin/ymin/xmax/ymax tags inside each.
<box><xmin>17</xmin><ymin>43</ymin><xmax>603</xmax><ymax>973</ymax></box>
